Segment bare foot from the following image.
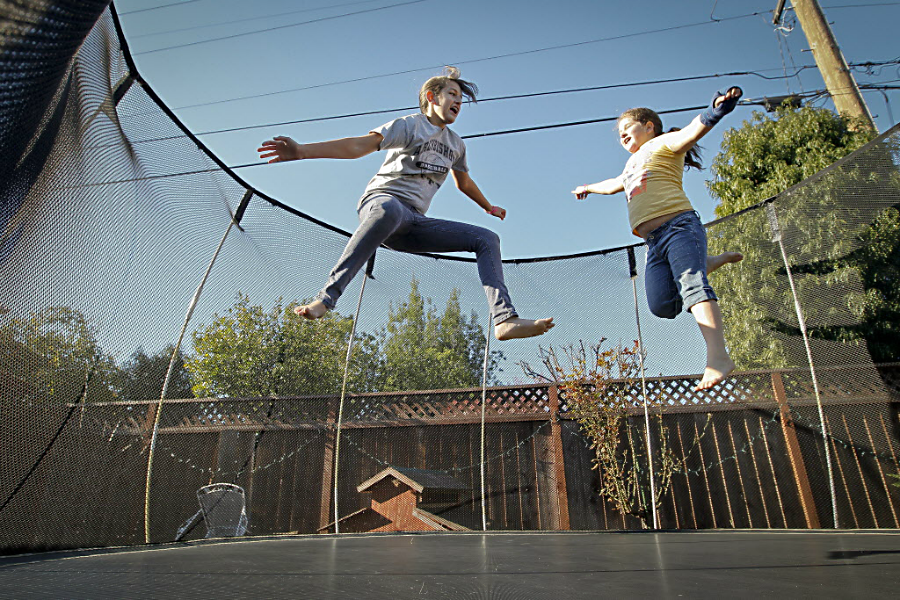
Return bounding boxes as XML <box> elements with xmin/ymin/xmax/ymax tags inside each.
<box><xmin>707</xmin><ymin>251</ymin><xmax>743</xmax><ymax>274</ymax></box>
<box><xmin>695</xmin><ymin>357</ymin><xmax>736</xmax><ymax>391</ymax></box>
<box><xmin>294</xmin><ymin>300</ymin><xmax>328</xmax><ymax>320</ymax></box>
<box><xmin>494</xmin><ymin>317</ymin><xmax>555</xmax><ymax>341</ymax></box>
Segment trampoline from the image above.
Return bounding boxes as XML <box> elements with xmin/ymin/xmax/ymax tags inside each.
<box><xmin>2</xmin><ymin>530</ymin><xmax>900</xmax><ymax>599</ymax></box>
<box><xmin>3</xmin><ymin>4</ymin><xmax>900</xmax><ymax>600</ymax></box>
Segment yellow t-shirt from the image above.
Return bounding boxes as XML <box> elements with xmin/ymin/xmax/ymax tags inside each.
<box><xmin>618</xmin><ymin>135</ymin><xmax>694</xmax><ymax>236</ymax></box>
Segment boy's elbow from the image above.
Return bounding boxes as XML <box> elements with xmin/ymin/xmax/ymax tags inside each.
<box><xmin>353</xmin><ymin>143</ymin><xmax>375</xmax><ymax>159</ymax></box>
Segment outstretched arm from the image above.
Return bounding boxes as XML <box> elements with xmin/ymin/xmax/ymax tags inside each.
<box><xmin>257</xmin><ymin>132</ymin><xmax>383</xmax><ymax>163</ymax></box>
<box><xmin>453</xmin><ymin>170</ymin><xmax>506</xmax><ymax>219</ymax></box>
<box><xmin>663</xmin><ymin>87</ymin><xmax>743</xmax><ymax>155</ymax></box>
<box><xmin>572</xmin><ymin>177</ymin><xmax>624</xmax><ymax>200</ymax></box>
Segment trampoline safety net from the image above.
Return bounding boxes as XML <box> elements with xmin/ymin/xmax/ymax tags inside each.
<box><xmin>1</xmin><ymin>2</ymin><xmax>899</xmax><ymax>554</ymax></box>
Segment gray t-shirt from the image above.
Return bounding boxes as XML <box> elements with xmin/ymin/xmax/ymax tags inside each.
<box><xmin>359</xmin><ymin>113</ymin><xmax>469</xmax><ymax>215</ymax></box>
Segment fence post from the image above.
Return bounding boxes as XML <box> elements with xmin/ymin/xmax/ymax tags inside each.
<box><xmin>548</xmin><ymin>385</ymin><xmax>571</xmax><ymax>530</ymax></box>
<box><xmin>771</xmin><ymin>372</ymin><xmax>820</xmax><ymax>528</ymax></box>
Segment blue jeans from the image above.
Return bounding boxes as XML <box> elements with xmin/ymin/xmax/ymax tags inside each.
<box><xmin>316</xmin><ymin>194</ymin><xmax>518</xmax><ymax>325</ymax></box>
<box><xmin>644</xmin><ymin>211</ymin><xmax>717</xmax><ymax>318</ymax></box>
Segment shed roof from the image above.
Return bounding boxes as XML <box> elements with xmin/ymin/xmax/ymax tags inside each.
<box><xmin>357</xmin><ymin>466</ymin><xmax>468</xmax><ymax>493</ymax></box>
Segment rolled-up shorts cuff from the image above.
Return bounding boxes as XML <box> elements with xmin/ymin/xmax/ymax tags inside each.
<box><xmin>493</xmin><ymin>310</ymin><xmax>519</xmax><ymax>327</ymax></box>
<box><xmin>315</xmin><ymin>292</ymin><xmax>336</xmax><ymax>310</ymax></box>
<box><xmin>684</xmin><ymin>288</ymin><xmax>718</xmax><ymax>312</ymax></box>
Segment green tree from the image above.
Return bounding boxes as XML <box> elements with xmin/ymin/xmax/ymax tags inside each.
<box><xmin>118</xmin><ymin>345</ymin><xmax>193</xmax><ymax>402</ymax></box>
<box><xmin>186</xmin><ymin>293</ymin><xmax>382</xmax><ymax>398</ymax></box>
<box><xmin>1</xmin><ymin>306</ymin><xmax>119</xmax><ymax>402</ymax></box>
<box><xmin>380</xmin><ymin>278</ymin><xmax>503</xmax><ymax>391</ymax></box>
<box><xmin>706</xmin><ymin>105</ymin><xmax>899</xmax><ymax>367</ymax></box>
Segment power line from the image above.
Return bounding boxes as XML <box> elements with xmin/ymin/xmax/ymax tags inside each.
<box><xmin>129</xmin><ymin>0</ymin><xmax>385</xmax><ymax>39</ymax></box>
<box><xmin>457</xmin><ymin>105</ymin><xmax>706</xmax><ymax>141</ymax></box>
<box><xmin>226</xmin><ymin>102</ymin><xmax>722</xmax><ymax>170</ymax></box>
<box><xmin>94</xmin><ymin>67</ymin><xmax>811</xmax><ymax>151</ymax></box>
<box><xmin>172</xmin><ymin>9</ymin><xmax>774</xmax><ymax>110</ymax></box>
<box><xmin>196</xmin><ymin>68</ymin><xmax>815</xmax><ymax>136</ymax></box>
<box><xmin>118</xmin><ymin>0</ymin><xmax>204</xmax><ymax>16</ymax></box>
<box><xmin>819</xmin><ymin>2</ymin><xmax>900</xmax><ymax>8</ymax></box>
<box><xmin>104</xmin><ymin>59</ymin><xmax>895</xmax><ymax>149</ymax></box>
<box><xmin>185</xmin><ymin>58</ymin><xmax>897</xmax><ymax>136</ymax></box>
<box><xmin>93</xmin><ymin>83</ymin><xmax>898</xmax><ymax>181</ymax></box>
<box><xmin>132</xmin><ymin>0</ymin><xmax>427</xmax><ymax>56</ymax></box>
<box><xmin>238</xmin><ymin>84</ymin><xmax>896</xmax><ymax>163</ymax></box>
<box><xmin>167</xmin><ymin>3</ymin><xmax>900</xmax><ymax>111</ymax></box>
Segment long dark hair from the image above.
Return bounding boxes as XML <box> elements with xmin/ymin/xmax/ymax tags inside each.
<box><xmin>618</xmin><ymin>107</ymin><xmax>703</xmax><ymax>170</ymax></box>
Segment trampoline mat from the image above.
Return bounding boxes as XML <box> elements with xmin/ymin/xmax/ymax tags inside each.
<box><xmin>1</xmin><ymin>530</ymin><xmax>899</xmax><ymax>599</ymax></box>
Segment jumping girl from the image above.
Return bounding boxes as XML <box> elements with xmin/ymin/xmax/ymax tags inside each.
<box><xmin>258</xmin><ymin>67</ymin><xmax>554</xmax><ymax>341</ymax></box>
<box><xmin>572</xmin><ymin>88</ymin><xmax>744</xmax><ymax>390</ymax></box>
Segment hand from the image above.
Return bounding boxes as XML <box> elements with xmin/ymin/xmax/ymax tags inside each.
<box><xmin>487</xmin><ymin>205</ymin><xmax>506</xmax><ymax>220</ymax></box>
<box><xmin>713</xmin><ymin>87</ymin><xmax>743</xmax><ymax>111</ymax></box>
<box><xmin>701</xmin><ymin>86</ymin><xmax>743</xmax><ymax>127</ymax></box>
<box><xmin>572</xmin><ymin>185</ymin><xmax>589</xmax><ymax>200</ymax></box>
<box><xmin>257</xmin><ymin>135</ymin><xmax>303</xmax><ymax>163</ymax></box>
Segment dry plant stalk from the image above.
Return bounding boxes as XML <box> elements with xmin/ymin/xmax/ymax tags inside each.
<box><xmin>522</xmin><ymin>339</ymin><xmax>680</xmax><ymax>528</ymax></box>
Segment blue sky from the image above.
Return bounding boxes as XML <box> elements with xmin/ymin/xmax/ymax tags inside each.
<box><xmin>95</xmin><ymin>0</ymin><xmax>900</xmax><ymax>379</ymax></box>
<box><xmin>114</xmin><ymin>0</ymin><xmax>900</xmax><ymax>259</ymax></box>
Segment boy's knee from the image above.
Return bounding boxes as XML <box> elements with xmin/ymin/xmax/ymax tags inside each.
<box><xmin>478</xmin><ymin>228</ymin><xmax>501</xmax><ymax>249</ymax></box>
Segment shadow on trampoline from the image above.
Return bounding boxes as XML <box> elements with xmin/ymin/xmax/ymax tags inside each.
<box><xmin>1</xmin><ymin>530</ymin><xmax>899</xmax><ymax>599</ymax></box>
<box><xmin>827</xmin><ymin>549</ymin><xmax>900</xmax><ymax>560</ymax></box>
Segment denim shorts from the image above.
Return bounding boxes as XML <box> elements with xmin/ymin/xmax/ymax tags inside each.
<box><xmin>643</xmin><ymin>211</ymin><xmax>717</xmax><ymax>318</ymax></box>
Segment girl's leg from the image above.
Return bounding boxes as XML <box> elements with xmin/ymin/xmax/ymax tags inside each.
<box><xmin>691</xmin><ymin>299</ymin><xmax>735</xmax><ymax>391</ymax></box>
<box><xmin>647</xmin><ymin>211</ymin><xmax>735</xmax><ymax>389</ymax></box>
<box><xmin>297</xmin><ymin>195</ymin><xmax>410</xmax><ymax>319</ymax></box>
<box><xmin>644</xmin><ymin>242</ymin><xmax>682</xmax><ymax>319</ymax></box>
<box><xmin>385</xmin><ymin>215</ymin><xmax>553</xmax><ymax>340</ymax></box>
<box><xmin>707</xmin><ymin>251</ymin><xmax>743</xmax><ymax>274</ymax></box>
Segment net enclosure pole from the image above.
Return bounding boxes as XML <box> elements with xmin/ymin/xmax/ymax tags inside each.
<box><xmin>629</xmin><ymin>247</ymin><xmax>659</xmax><ymax>530</ymax></box>
<box><xmin>479</xmin><ymin>314</ymin><xmax>492</xmax><ymax>532</ymax></box>
<box><xmin>766</xmin><ymin>202</ymin><xmax>839</xmax><ymax>527</ymax></box>
<box><xmin>332</xmin><ymin>254</ymin><xmax>375</xmax><ymax>533</ymax></box>
<box><xmin>144</xmin><ymin>190</ymin><xmax>253</xmax><ymax>544</ymax></box>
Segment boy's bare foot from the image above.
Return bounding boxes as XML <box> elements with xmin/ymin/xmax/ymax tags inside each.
<box><xmin>494</xmin><ymin>317</ymin><xmax>555</xmax><ymax>341</ymax></box>
<box><xmin>294</xmin><ymin>300</ymin><xmax>328</xmax><ymax>320</ymax></box>
<box><xmin>695</xmin><ymin>357</ymin><xmax>736</xmax><ymax>391</ymax></box>
<box><xmin>707</xmin><ymin>251</ymin><xmax>743</xmax><ymax>274</ymax></box>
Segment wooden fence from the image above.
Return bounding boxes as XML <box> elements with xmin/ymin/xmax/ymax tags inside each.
<box><xmin>2</xmin><ymin>365</ymin><xmax>899</xmax><ymax>552</ymax></box>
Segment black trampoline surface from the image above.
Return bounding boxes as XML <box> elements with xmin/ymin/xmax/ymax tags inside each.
<box><xmin>1</xmin><ymin>530</ymin><xmax>899</xmax><ymax>599</ymax></box>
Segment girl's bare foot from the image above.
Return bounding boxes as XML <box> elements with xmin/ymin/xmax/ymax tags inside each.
<box><xmin>294</xmin><ymin>299</ymin><xmax>328</xmax><ymax>320</ymax></box>
<box><xmin>695</xmin><ymin>357</ymin><xmax>736</xmax><ymax>391</ymax></box>
<box><xmin>707</xmin><ymin>251</ymin><xmax>743</xmax><ymax>274</ymax></box>
<box><xmin>494</xmin><ymin>317</ymin><xmax>555</xmax><ymax>341</ymax></box>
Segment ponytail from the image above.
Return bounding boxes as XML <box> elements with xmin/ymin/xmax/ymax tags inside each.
<box><xmin>667</xmin><ymin>127</ymin><xmax>703</xmax><ymax>170</ymax></box>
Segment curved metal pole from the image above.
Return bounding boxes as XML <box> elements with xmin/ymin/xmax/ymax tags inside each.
<box><xmin>144</xmin><ymin>221</ymin><xmax>233</xmax><ymax>544</ymax></box>
<box><xmin>144</xmin><ymin>190</ymin><xmax>252</xmax><ymax>544</ymax></box>
<box><xmin>332</xmin><ymin>264</ymin><xmax>371</xmax><ymax>533</ymax></box>
<box><xmin>480</xmin><ymin>316</ymin><xmax>492</xmax><ymax>532</ymax></box>
<box><xmin>629</xmin><ymin>247</ymin><xmax>658</xmax><ymax>529</ymax></box>
<box><xmin>767</xmin><ymin>203</ymin><xmax>838</xmax><ymax>527</ymax></box>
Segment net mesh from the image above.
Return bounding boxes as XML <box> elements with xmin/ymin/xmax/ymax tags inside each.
<box><xmin>1</xmin><ymin>4</ymin><xmax>898</xmax><ymax>553</ymax></box>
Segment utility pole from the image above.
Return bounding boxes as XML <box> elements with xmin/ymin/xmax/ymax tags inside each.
<box><xmin>775</xmin><ymin>0</ymin><xmax>876</xmax><ymax>130</ymax></box>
